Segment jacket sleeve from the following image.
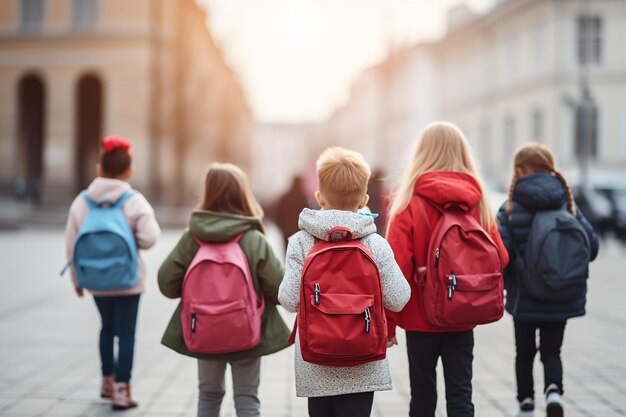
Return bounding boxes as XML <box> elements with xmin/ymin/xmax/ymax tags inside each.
<box><xmin>127</xmin><ymin>193</ymin><xmax>161</xmax><ymax>250</ymax></box>
<box><xmin>242</xmin><ymin>230</ymin><xmax>285</xmax><ymax>305</ymax></box>
<box><xmin>157</xmin><ymin>231</ymin><xmax>198</xmax><ymax>299</ymax></box>
<box><xmin>278</xmin><ymin>233</ymin><xmax>306</xmax><ymax>313</ymax></box>
<box><xmin>496</xmin><ymin>203</ymin><xmax>515</xmax><ymax>265</ymax></box>
<box><xmin>369</xmin><ymin>234</ymin><xmax>411</xmax><ymax>312</ymax></box>
<box><xmin>490</xmin><ymin>218</ymin><xmax>509</xmax><ymax>269</ymax></box>
<box><xmin>384</xmin><ymin>207</ymin><xmax>414</xmax><ymax>338</ymax></box>
<box><xmin>576</xmin><ymin>205</ymin><xmax>600</xmax><ymax>261</ymax></box>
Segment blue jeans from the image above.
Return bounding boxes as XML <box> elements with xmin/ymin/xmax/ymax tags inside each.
<box><xmin>93</xmin><ymin>295</ymin><xmax>140</xmax><ymax>383</ymax></box>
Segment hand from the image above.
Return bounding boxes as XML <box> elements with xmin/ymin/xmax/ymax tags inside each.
<box><xmin>74</xmin><ymin>286</ymin><xmax>84</xmax><ymax>297</ymax></box>
<box><xmin>387</xmin><ymin>336</ymin><xmax>398</xmax><ymax>348</ymax></box>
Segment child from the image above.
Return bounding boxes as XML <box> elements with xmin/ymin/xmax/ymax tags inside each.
<box><xmin>158</xmin><ymin>162</ymin><xmax>290</xmax><ymax>417</ymax></box>
<box><xmin>278</xmin><ymin>147</ymin><xmax>411</xmax><ymax>417</ymax></box>
<box><xmin>385</xmin><ymin>122</ymin><xmax>509</xmax><ymax>417</ymax></box>
<box><xmin>64</xmin><ymin>135</ymin><xmax>160</xmax><ymax>410</ymax></box>
<box><xmin>497</xmin><ymin>143</ymin><xmax>599</xmax><ymax>417</ymax></box>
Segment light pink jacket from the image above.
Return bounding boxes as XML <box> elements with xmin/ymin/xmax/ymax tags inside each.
<box><xmin>64</xmin><ymin>177</ymin><xmax>161</xmax><ymax>296</ymax></box>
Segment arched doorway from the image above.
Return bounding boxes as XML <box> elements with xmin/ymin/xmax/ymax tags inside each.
<box><xmin>75</xmin><ymin>74</ymin><xmax>103</xmax><ymax>191</ymax></box>
<box><xmin>16</xmin><ymin>74</ymin><xmax>45</xmax><ymax>203</ymax></box>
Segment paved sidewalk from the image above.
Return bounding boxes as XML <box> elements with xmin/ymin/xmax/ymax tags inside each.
<box><xmin>0</xmin><ymin>228</ymin><xmax>625</xmax><ymax>417</ymax></box>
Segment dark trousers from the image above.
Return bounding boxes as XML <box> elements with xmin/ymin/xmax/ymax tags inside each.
<box><xmin>308</xmin><ymin>391</ymin><xmax>374</xmax><ymax>417</ymax></box>
<box><xmin>514</xmin><ymin>319</ymin><xmax>566</xmax><ymax>402</ymax></box>
<box><xmin>406</xmin><ymin>330</ymin><xmax>474</xmax><ymax>417</ymax></box>
<box><xmin>93</xmin><ymin>295</ymin><xmax>140</xmax><ymax>383</ymax></box>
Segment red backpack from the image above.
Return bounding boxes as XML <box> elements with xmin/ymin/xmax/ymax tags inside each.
<box><xmin>181</xmin><ymin>234</ymin><xmax>265</xmax><ymax>354</ymax></box>
<box><xmin>291</xmin><ymin>226</ymin><xmax>387</xmax><ymax>367</ymax></box>
<box><xmin>421</xmin><ymin>200</ymin><xmax>504</xmax><ymax>327</ymax></box>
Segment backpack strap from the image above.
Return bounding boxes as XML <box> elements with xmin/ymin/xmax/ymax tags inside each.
<box><xmin>81</xmin><ymin>189</ymin><xmax>135</xmax><ymax>208</ymax></box>
<box><xmin>112</xmin><ymin>190</ymin><xmax>135</xmax><ymax>208</ymax></box>
<box><xmin>80</xmin><ymin>190</ymin><xmax>98</xmax><ymax>210</ymax></box>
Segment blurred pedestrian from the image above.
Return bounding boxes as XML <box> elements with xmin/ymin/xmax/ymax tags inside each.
<box><xmin>279</xmin><ymin>147</ymin><xmax>410</xmax><ymax>417</ymax></box>
<box><xmin>385</xmin><ymin>122</ymin><xmax>509</xmax><ymax>417</ymax></box>
<box><xmin>274</xmin><ymin>175</ymin><xmax>309</xmax><ymax>247</ymax></box>
<box><xmin>63</xmin><ymin>135</ymin><xmax>160</xmax><ymax>410</ymax></box>
<box><xmin>367</xmin><ymin>169</ymin><xmax>389</xmax><ymax>235</ymax></box>
<box><xmin>158</xmin><ymin>162</ymin><xmax>289</xmax><ymax>417</ymax></box>
<box><xmin>497</xmin><ymin>143</ymin><xmax>599</xmax><ymax>417</ymax></box>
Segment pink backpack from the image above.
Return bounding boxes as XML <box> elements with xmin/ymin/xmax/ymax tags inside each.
<box><xmin>181</xmin><ymin>233</ymin><xmax>264</xmax><ymax>354</ymax></box>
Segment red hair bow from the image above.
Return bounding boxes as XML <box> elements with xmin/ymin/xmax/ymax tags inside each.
<box><xmin>101</xmin><ymin>135</ymin><xmax>132</xmax><ymax>154</ymax></box>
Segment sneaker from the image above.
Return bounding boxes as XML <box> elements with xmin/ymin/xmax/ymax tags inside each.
<box><xmin>112</xmin><ymin>382</ymin><xmax>138</xmax><ymax>410</ymax></box>
<box><xmin>545</xmin><ymin>384</ymin><xmax>564</xmax><ymax>417</ymax></box>
<box><xmin>100</xmin><ymin>376</ymin><xmax>115</xmax><ymax>399</ymax></box>
<box><xmin>517</xmin><ymin>397</ymin><xmax>535</xmax><ymax>417</ymax></box>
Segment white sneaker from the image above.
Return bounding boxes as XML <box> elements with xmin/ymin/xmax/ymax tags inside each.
<box><xmin>517</xmin><ymin>397</ymin><xmax>534</xmax><ymax>417</ymax></box>
<box><xmin>545</xmin><ymin>384</ymin><xmax>563</xmax><ymax>417</ymax></box>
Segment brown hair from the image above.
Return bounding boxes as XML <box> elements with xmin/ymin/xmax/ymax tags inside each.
<box><xmin>198</xmin><ymin>163</ymin><xmax>264</xmax><ymax>224</ymax></box>
<box><xmin>99</xmin><ymin>148</ymin><xmax>131</xmax><ymax>177</ymax></box>
<box><xmin>316</xmin><ymin>147</ymin><xmax>371</xmax><ymax>210</ymax></box>
<box><xmin>506</xmin><ymin>143</ymin><xmax>576</xmax><ymax>215</ymax></box>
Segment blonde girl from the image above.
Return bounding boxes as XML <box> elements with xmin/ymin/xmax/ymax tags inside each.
<box><xmin>158</xmin><ymin>163</ymin><xmax>290</xmax><ymax>417</ymax></box>
<box><xmin>497</xmin><ymin>143</ymin><xmax>598</xmax><ymax>417</ymax></box>
<box><xmin>386</xmin><ymin>121</ymin><xmax>509</xmax><ymax>417</ymax></box>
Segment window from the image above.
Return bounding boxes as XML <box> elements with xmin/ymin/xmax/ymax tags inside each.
<box><xmin>575</xmin><ymin>103</ymin><xmax>598</xmax><ymax>158</ymax></box>
<box><xmin>20</xmin><ymin>0</ymin><xmax>44</xmax><ymax>32</ymax></box>
<box><xmin>72</xmin><ymin>0</ymin><xmax>98</xmax><ymax>30</ymax></box>
<box><xmin>577</xmin><ymin>16</ymin><xmax>602</xmax><ymax>65</ymax></box>
<box><xmin>504</xmin><ymin>115</ymin><xmax>516</xmax><ymax>162</ymax></box>
<box><xmin>531</xmin><ymin>109</ymin><xmax>544</xmax><ymax>142</ymax></box>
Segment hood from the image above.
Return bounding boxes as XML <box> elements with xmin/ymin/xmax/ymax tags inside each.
<box><xmin>513</xmin><ymin>173</ymin><xmax>566</xmax><ymax>211</ymax></box>
<box><xmin>189</xmin><ymin>210</ymin><xmax>264</xmax><ymax>243</ymax></box>
<box><xmin>414</xmin><ymin>171</ymin><xmax>482</xmax><ymax>210</ymax></box>
<box><xmin>297</xmin><ymin>208</ymin><xmax>377</xmax><ymax>241</ymax></box>
<box><xmin>86</xmin><ymin>177</ymin><xmax>132</xmax><ymax>203</ymax></box>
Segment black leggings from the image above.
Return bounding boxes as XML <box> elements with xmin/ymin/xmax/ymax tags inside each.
<box><xmin>406</xmin><ymin>330</ymin><xmax>475</xmax><ymax>417</ymax></box>
<box><xmin>308</xmin><ymin>391</ymin><xmax>374</xmax><ymax>417</ymax></box>
<box><xmin>514</xmin><ymin>319</ymin><xmax>566</xmax><ymax>401</ymax></box>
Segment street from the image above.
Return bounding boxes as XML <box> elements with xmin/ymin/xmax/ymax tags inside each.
<box><xmin>0</xmin><ymin>227</ymin><xmax>625</xmax><ymax>417</ymax></box>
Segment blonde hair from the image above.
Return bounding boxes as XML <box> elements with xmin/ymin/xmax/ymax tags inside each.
<box><xmin>507</xmin><ymin>143</ymin><xmax>576</xmax><ymax>216</ymax></box>
<box><xmin>316</xmin><ymin>147</ymin><xmax>371</xmax><ymax>210</ymax></box>
<box><xmin>387</xmin><ymin>121</ymin><xmax>494</xmax><ymax>229</ymax></box>
<box><xmin>198</xmin><ymin>163</ymin><xmax>264</xmax><ymax>227</ymax></box>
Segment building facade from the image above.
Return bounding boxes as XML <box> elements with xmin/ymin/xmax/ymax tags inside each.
<box><xmin>324</xmin><ymin>0</ymin><xmax>626</xmax><ymax>187</ymax></box>
<box><xmin>0</xmin><ymin>0</ymin><xmax>251</xmax><ymax>206</ymax></box>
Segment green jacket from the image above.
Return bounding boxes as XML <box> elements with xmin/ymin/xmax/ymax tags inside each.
<box><xmin>158</xmin><ymin>210</ymin><xmax>290</xmax><ymax>360</ymax></box>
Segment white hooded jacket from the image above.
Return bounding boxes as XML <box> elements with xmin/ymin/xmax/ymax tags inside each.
<box><xmin>64</xmin><ymin>177</ymin><xmax>161</xmax><ymax>296</ymax></box>
<box><xmin>278</xmin><ymin>208</ymin><xmax>410</xmax><ymax>397</ymax></box>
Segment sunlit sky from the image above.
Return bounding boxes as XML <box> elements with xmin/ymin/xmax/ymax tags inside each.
<box><xmin>200</xmin><ymin>0</ymin><xmax>495</xmax><ymax>123</ymax></box>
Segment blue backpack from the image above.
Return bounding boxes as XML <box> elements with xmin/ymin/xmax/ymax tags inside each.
<box><xmin>519</xmin><ymin>205</ymin><xmax>590</xmax><ymax>302</ymax></box>
<box><xmin>67</xmin><ymin>190</ymin><xmax>138</xmax><ymax>291</ymax></box>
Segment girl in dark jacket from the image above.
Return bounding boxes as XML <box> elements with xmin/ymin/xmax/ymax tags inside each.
<box><xmin>497</xmin><ymin>143</ymin><xmax>599</xmax><ymax>417</ymax></box>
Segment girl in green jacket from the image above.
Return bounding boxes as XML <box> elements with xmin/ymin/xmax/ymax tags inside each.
<box><xmin>158</xmin><ymin>162</ymin><xmax>290</xmax><ymax>417</ymax></box>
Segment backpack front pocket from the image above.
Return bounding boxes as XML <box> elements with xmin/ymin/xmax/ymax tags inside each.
<box><xmin>185</xmin><ymin>300</ymin><xmax>254</xmax><ymax>353</ymax></box>
<box><xmin>439</xmin><ymin>272</ymin><xmax>503</xmax><ymax>326</ymax></box>
<box><xmin>306</xmin><ymin>293</ymin><xmax>377</xmax><ymax>357</ymax></box>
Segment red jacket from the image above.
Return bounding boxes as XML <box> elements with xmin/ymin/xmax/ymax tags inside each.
<box><xmin>386</xmin><ymin>171</ymin><xmax>509</xmax><ymax>336</ymax></box>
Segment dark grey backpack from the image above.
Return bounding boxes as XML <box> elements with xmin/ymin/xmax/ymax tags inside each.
<box><xmin>520</xmin><ymin>206</ymin><xmax>590</xmax><ymax>302</ymax></box>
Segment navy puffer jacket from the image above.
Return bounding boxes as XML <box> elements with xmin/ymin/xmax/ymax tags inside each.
<box><xmin>497</xmin><ymin>173</ymin><xmax>599</xmax><ymax>322</ymax></box>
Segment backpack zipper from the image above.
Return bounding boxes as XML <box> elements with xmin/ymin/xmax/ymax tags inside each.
<box><xmin>191</xmin><ymin>314</ymin><xmax>196</xmax><ymax>332</ymax></box>
<box><xmin>314</xmin><ymin>282</ymin><xmax>321</xmax><ymax>305</ymax></box>
<box><xmin>434</xmin><ymin>248</ymin><xmax>440</xmax><ymax>268</ymax></box>
<box><xmin>448</xmin><ymin>274</ymin><xmax>457</xmax><ymax>300</ymax></box>
<box><xmin>364</xmin><ymin>307</ymin><xmax>371</xmax><ymax>333</ymax></box>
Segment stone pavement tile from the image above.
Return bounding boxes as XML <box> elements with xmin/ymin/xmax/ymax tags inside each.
<box><xmin>38</xmin><ymin>401</ymin><xmax>92</xmax><ymax>417</ymax></box>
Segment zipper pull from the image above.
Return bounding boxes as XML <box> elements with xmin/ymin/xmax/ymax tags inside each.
<box><xmin>364</xmin><ymin>307</ymin><xmax>371</xmax><ymax>333</ymax></box>
<box><xmin>448</xmin><ymin>274</ymin><xmax>456</xmax><ymax>300</ymax></box>
<box><xmin>191</xmin><ymin>314</ymin><xmax>196</xmax><ymax>332</ymax></box>
<box><xmin>434</xmin><ymin>248</ymin><xmax>440</xmax><ymax>268</ymax></box>
<box><xmin>314</xmin><ymin>282</ymin><xmax>321</xmax><ymax>305</ymax></box>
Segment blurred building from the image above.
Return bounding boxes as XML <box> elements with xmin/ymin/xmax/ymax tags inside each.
<box><xmin>325</xmin><ymin>0</ymin><xmax>626</xmax><ymax>186</ymax></box>
<box><xmin>0</xmin><ymin>0</ymin><xmax>251</xmax><ymax>206</ymax></box>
